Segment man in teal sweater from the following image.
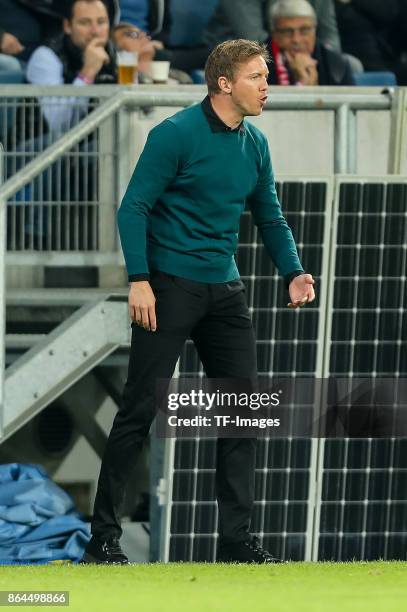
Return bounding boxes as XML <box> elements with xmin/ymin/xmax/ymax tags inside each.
<box><xmin>82</xmin><ymin>39</ymin><xmax>315</xmax><ymax>565</ymax></box>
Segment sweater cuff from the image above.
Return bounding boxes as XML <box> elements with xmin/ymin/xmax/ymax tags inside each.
<box><xmin>128</xmin><ymin>273</ymin><xmax>150</xmax><ymax>282</ymax></box>
<box><xmin>284</xmin><ymin>270</ymin><xmax>305</xmax><ymax>289</ymax></box>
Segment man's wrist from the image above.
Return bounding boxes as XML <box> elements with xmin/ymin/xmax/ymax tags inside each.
<box><xmin>285</xmin><ymin>270</ymin><xmax>305</xmax><ymax>289</ymax></box>
<box><xmin>78</xmin><ymin>68</ymin><xmax>96</xmax><ymax>83</ymax></box>
<box><xmin>128</xmin><ymin>273</ymin><xmax>150</xmax><ymax>283</ymax></box>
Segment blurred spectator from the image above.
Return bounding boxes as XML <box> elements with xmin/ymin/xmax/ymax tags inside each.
<box><xmin>270</xmin><ymin>0</ymin><xmax>341</xmax><ymax>50</ymax></box>
<box><xmin>335</xmin><ymin>0</ymin><xmax>399</xmax><ymax>73</ymax></box>
<box><xmin>267</xmin><ymin>0</ymin><xmax>354</xmax><ymax>85</ymax></box>
<box><xmin>112</xmin><ymin>22</ymin><xmax>193</xmax><ymax>83</ymax></box>
<box><xmin>114</xmin><ymin>0</ymin><xmax>206</xmax><ymax>74</ymax></box>
<box><xmin>26</xmin><ymin>0</ymin><xmax>117</xmax><ymax>133</ymax></box>
<box><xmin>112</xmin><ymin>22</ymin><xmax>157</xmax><ymax>75</ymax></box>
<box><xmin>6</xmin><ymin>0</ymin><xmax>115</xmax><ymax>235</ymax></box>
<box><xmin>0</xmin><ymin>0</ymin><xmax>45</xmax><ymax>81</ymax></box>
<box><xmin>203</xmin><ymin>0</ymin><xmax>341</xmax><ymax>52</ymax></box>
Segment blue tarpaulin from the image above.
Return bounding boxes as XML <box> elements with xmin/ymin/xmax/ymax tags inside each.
<box><xmin>0</xmin><ymin>463</ymin><xmax>90</xmax><ymax>564</ymax></box>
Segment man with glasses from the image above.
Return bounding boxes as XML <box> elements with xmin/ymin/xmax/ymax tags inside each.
<box><xmin>267</xmin><ymin>0</ymin><xmax>354</xmax><ymax>86</ymax></box>
<box><xmin>204</xmin><ymin>0</ymin><xmax>341</xmax><ymax>53</ymax></box>
<box><xmin>112</xmin><ymin>22</ymin><xmax>159</xmax><ymax>75</ymax></box>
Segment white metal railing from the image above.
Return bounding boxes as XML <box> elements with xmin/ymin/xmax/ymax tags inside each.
<box><xmin>1</xmin><ymin>85</ymin><xmax>404</xmax><ymax>264</ymax></box>
<box><xmin>0</xmin><ymin>86</ymin><xmax>398</xmax><ymax>206</ymax></box>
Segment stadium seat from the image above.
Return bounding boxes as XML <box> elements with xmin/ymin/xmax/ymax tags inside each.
<box><xmin>0</xmin><ymin>71</ymin><xmax>25</xmax><ymax>84</ymax></box>
<box><xmin>167</xmin><ymin>0</ymin><xmax>219</xmax><ymax>47</ymax></box>
<box><xmin>190</xmin><ymin>70</ymin><xmax>206</xmax><ymax>84</ymax></box>
<box><xmin>353</xmin><ymin>71</ymin><xmax>397</xmax><ymax>86</ymax></box>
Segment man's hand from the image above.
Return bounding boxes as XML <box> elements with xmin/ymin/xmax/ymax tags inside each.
<box><xmin>1</xmin><ymin>32</ymin><xmax>24</xmax><ymax>55</ymax></box>
<box><xmin>285</xmin><ymin>52</ymin><xmax>318</xmax><ymax>86</ymax></box>
<box><xmin>288</xmin><ymin>273</ymin><xmax>315</xmax><ymax>308</ymax></box>
<box><xmin>151</xmin><ymin>40</ymin><xmax>164</xmax><ymax>50</ymax></box>
<box><xmin>81</xmin><ymin>38</ymin><xmax>110</xmax><ymax>81</ymax></box>
<box><xmin>112</xmin><ymin>27</ymin><xmax>157</xmax><ymax>71</ymax></box>
<box><xmin>128</xmin><ymin>281</ymin><xmax>157</xmax><ymax>331</ymax></box>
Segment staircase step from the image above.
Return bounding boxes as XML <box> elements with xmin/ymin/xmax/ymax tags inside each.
<box><xmin>6</xmin><ymin>288</ymin><xmax>127</xmax><ymax>307</ymax></box>
<box><xmin>3</xmin><ymin>296</ymin><xmax>130</xmax><ymax>443</ymax></box>
<box><xmin>6</xmin><ymin>334</ymin><xmax>46</xmax><ymax>349</ymax></box>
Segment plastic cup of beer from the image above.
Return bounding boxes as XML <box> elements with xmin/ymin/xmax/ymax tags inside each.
<box><xmin>150</xmin><ymin>61</ymin><xmax>170</xmax><ymax>84</ymax></box>
<box><xmin>117</xmin><ymin>51</ymin><xmax>138</xmax><ymax>84</ymax></box>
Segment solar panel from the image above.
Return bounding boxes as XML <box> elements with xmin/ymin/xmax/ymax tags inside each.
<box><xmin>316</xmin><ymin>178</ymin><xmax>407</xmax><ymax>561</ymax></box>
<box><xmin>156</xmin><ymin>177</ymin><xmax>407</xmax><ymax>562</ymax></box>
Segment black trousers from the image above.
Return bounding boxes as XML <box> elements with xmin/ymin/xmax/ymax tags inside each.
<box><xmin>91</xmin><ymin>270</ymin><xmax>258</xmax><ymax>544</ymax></box>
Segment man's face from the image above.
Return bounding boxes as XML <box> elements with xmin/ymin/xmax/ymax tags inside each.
<box><xmin>226</xmin><ymin>55</ymin><xmax>269</xmax><ymax>118</ymax></box>
<box><xmin>273</xmin><ymin>16</ymin><xmax>316</xmax><ymax>55</ymax></box>
<box><xmin>64</xmin><ymin>1</ymin><xmax>110</xmax><ymax>49</ymax></box>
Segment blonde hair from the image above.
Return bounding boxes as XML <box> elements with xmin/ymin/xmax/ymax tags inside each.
<box><xmin>205</xmin><ymin>39</ymin><xmax>270</xmax><ymax>95</ymax></box>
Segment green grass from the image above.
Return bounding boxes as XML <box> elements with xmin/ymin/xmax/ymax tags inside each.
<box><xmin>0</xmin><ymin>562</ymin><xmax>406</xmax><ymax>612</ymax></box>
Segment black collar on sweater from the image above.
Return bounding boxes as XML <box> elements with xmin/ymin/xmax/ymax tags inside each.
<box><xmin>201</xmin><ymin>95</ymin><xmax>245</xmax><ymax>134</ymax></box>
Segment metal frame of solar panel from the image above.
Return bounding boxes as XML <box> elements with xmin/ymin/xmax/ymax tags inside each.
<box><xmin>315</xmin><ymin>177</ymin><xmax>407</xmax><ymax>562</ymax></box>
<box><xmin>157</xmin><ymin>176</ymin><xmax>407</xmax><ymax>563</ymax></box>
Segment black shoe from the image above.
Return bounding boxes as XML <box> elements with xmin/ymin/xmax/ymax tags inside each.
<box><xmin>217</xmin><ymin>536</ymin><xmax>281</xmax><ymax>564</ymax></box>
<box><xmin>80</xmin><ymin>535</ymin><xmax>129</xmax><ymax>564</ymax></box>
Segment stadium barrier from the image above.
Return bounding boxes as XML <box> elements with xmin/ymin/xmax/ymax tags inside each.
<box><xmin>1</xmin><ymin>85</ymin><xmax>405</xmax><ymax>266</ymax></box>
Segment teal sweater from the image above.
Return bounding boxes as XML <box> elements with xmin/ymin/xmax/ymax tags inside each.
<box><xmin>117</xmin><ymin>100</ymin><xmax>303</xmax><ymax>283</ymax></box>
